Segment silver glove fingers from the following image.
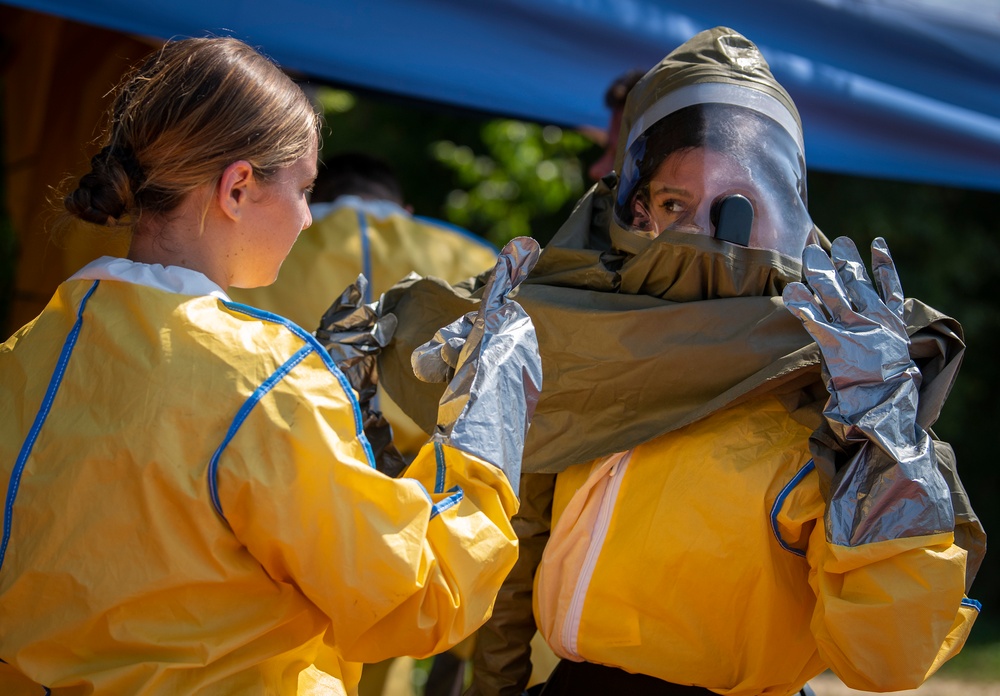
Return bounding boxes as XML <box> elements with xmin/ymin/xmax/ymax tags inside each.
<box><xmin>412</xmin><ymin>313</ymin><xmax>475</xmax><ymax>383</ymax></box>
<box><xmin>317</xmin><ymin>275</ymin><xmax>396</xmax><ymax>350</ymax></box>
<box><xmin>870</xmin><ymin>236</ymin><xmax>905</xmax><ymax>319</ymax></box>
<box><xmin>830</xmin><ymin>236</ymin><xmax>906</xmax><ymax>336</ymax></box>
<box><xmin>316</xmin><ymin>275</ymin><xmax>398</xmax><ymax>397</ymax></box>
<box><xmin>413</xmin><ymin>237</ymin><xmax>541</xmax><ymax>385</ymax></box>
<box><xmin>481</xmin><ymin>236</ymin><xmax>540</xmax><ymax>310</ymax></box>
<box><xmin>782</xmin><ymin>279</ymin><xmax>834</xmax><ymax>336</ymax></box>
<box><xmin>787</xmin><ymin>243</ymin><xmax>912</xmax><ymax>391</ymax></box>
<box><xmin>798</xmin><ymin>244</ymin><xmax>861</xmax><ymax>328</ymax></box>
<box><xmin>456</xmin><ymin>237</ymin><xmax>542</xmax><ymax>370</ymax></box>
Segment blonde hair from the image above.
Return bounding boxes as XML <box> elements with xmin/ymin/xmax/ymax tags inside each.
<box><xmin>64</xmin><ymin>37</ymin><xmax>320</xmax><ymax>228</ymax></box>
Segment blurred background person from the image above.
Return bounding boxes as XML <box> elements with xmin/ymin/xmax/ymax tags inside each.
<box><xmin>586</xmin><ymin>68</ymin><xmax>644</xmax><ymax>183</ymax></box>
<box><xmin>231</xmin><ymin>151</ymin><xmax>498</xmax><ymax>459</ymax></box>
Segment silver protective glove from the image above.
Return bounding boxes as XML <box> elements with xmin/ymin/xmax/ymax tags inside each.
<box><xmin>315</xmin><ymin>275</ymin><xmax>396</xmax><ymax>403</ymax></box>
<box><xmin>782</xmin><ymin>237</ymin><xmax>954</xmax><ymax>546</ymax></box>
<box><xmin>315</xmin><ymin>275</ymin><xmax>406</xmax><ymax>477</ymax></box>
<box><xmin>412</xmin><ymin>237</ymin><xmax>543</xmax><ymax>487</ymax></box>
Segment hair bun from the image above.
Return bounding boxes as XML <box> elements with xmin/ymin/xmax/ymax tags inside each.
<box><xmin>64</xmin><ymin>146</ymin><xmax>133</xmax><ymax>225</ymax></box>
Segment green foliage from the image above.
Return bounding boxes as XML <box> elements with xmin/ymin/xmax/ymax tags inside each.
<box><xmin>314</xmin><ymin>85</ymin><xmax>484</xmax><ymax>222</ymax></box>
<box><xmin>314</xmin><ymin>85</ymin><xmax>598</xmax><ymax>247</ymax></box>
<box><xmin>314</xmin><ymin>87</ymin><xmax>357</xmax><ymax>115</ymax></box>
<box><xmin>410</xmin><ymin>657</ymin><xmax>431</xmax><ymax>694</ymax></box>
<box><xmin>432</xmin><ymin>121</ymin><xmax>593</xmax><ymax>247</ymax></box>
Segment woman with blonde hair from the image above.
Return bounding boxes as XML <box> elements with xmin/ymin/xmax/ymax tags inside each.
<box><xmin>0</xmin><ymin>36</ymin><xmax>541</xmax><ymax>695</ymax></box>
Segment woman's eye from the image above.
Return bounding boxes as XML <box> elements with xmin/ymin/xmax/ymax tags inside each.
<box><xmin>660</xmin><ymin>199</ymin><xmax>685</xmax><ymax>213</ymax></box>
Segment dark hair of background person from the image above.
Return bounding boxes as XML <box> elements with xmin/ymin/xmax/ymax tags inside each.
<box><xmin>604</xmin><ymin>68</ymin><xmax>645</xmax><ymax>111</ymax></box>
<box><xmin>588</xmin><ymin>68</ymin><xmax>646</xmax><ymax>183</ymax></box>
<box><xmin>312</xmin><ymin>151</ymin><xmax>405</xmax><ymax>205</ymax></box>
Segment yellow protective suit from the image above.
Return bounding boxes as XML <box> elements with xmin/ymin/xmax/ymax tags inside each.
<box><xmin>0</xmin><ymin>258</ymin><xmax>518</xmax><ymax>695</ymax></box>
<box><xmin>535</xmin><ymin>395</ymin><xmax>977</xmax><ymax>695</ymax></box>
<box><xmin>229</xmin><ymin>198</ymin><xmax>498</xmax><ymax>457</ymax></box>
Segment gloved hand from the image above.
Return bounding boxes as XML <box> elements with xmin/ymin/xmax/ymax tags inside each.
<box><xmin>315</xmin><ymin>275</ymin><xmax>406</xmax><ymax>477</ymax></box>
<box><xmin>412</xmin><ymin>237</ymin><xmax>543</xmax><ymax>487</ymax></box>
<box><xmin>315</xmin><ymin>275</ymin><xmax>397</xmax><ymax>404</ymax></box>
<box><xmin>782</xmin><ymin>237</ymin><xmax>953</xmax><ymax>546</ymax></box>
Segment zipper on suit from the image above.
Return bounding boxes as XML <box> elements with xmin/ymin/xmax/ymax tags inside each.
<box><xmin>561</xmin><ymin>451</ymin><xmax>631</xmax><ymax>659</ymax></box>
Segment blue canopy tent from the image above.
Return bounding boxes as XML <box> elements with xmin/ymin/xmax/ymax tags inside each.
<box><xmin>4</xmin><ymin>0</ymin><xmax>1000</xmax><ymax>191</ymax></box>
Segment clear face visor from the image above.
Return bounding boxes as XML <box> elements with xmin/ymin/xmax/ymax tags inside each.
<box><xmin>614</xmin><ymin>86</ymin><xmax>813</xmax><ymax>259</ymax></box>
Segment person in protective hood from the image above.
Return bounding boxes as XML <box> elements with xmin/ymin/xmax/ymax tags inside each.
<box><xmin>0</xmin><ymin>37</ymin><xmax>542</xmax><ymax>695</ymax></box>
<box><xmin>376</xmin><ymin>27</ymin><xmax>984</xmax><ymax>696</ymax></box>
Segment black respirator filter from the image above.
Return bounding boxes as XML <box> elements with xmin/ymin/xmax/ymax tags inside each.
<box><xmin>711</xmin><ymin>194</ymin><xmax>754</xmax><ymax>246</ymax></box>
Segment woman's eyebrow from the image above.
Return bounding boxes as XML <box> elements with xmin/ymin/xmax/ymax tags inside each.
<box><xmin>650</xmin><ymin>184</ymin><xmax>691</xmax><ymax>196</ymax></box>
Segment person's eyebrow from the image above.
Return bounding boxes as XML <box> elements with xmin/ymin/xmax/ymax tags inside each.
<box><xmin>650</xmin><ymin>184</ymin><xmax>691</xmax><ymax>196</ymax></box>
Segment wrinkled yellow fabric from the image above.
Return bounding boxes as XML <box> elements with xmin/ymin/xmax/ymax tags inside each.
<box><xmin>229</xmin><ymin>200</ymin><xmax>497</xmax><ymax>457</ymax></box>
<box><xmin>535</xmin><ymin>396</ymin><xmax>976</xmax><ymax>696</ymax></box>
<box><xmin>0</xmin><ymin>277</ymin><xmax>517</xmax><ymax>695</ymax></box>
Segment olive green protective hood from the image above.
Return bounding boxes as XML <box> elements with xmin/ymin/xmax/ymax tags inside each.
<box><xmin>611</xmin><ymin>25</ymin><xmax>802</xmax><ymax>178</ymax></box>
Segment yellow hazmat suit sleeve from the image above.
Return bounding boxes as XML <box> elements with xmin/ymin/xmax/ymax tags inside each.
<box><xmin>807</xmin><ymin>527</ymin><xmax>975</xmax><ymax>691</ymax></box>
<box><xmin>215</xmin><ymin>346</ymin><xmax>518</xmax><ymax>664</ymax></box>
<box><xmin>0</xmin><ymin>660</ymin><xmax>47</xmax><ymax>696</ymax></box>
<box><xmin>774</xmin><ymin>456</ymin><xmax>978</xmax><ymax>691</ymax></box>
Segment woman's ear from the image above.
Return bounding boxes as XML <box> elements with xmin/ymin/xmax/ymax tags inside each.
<box><xmin>217</xmin><ymin>160</ymin><xmax>255</xmax><ymax>222</ymax></box>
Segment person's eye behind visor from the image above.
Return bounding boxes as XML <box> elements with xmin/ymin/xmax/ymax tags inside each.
<box><xmin>613</xmin><ymin>102</ymin><xmax>814</xmax><ymax>259</ymax></box>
